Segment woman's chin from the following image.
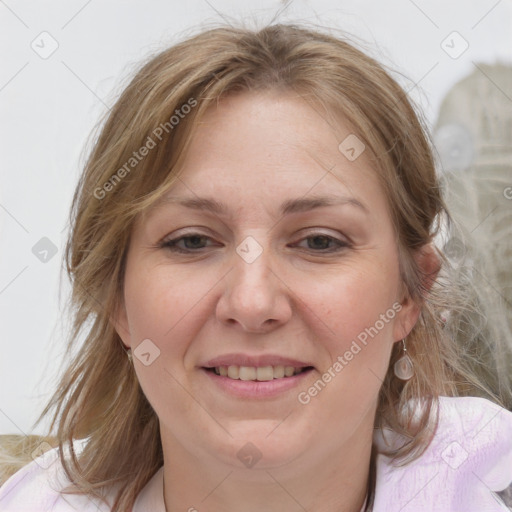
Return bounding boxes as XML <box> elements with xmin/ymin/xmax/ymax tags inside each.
<box><xmin>206</xmin><ymin>428</ymin><xmax>311</xmax><ymax>471</ymax></box>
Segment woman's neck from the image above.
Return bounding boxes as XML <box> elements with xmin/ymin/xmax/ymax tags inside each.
<box><xmin>160</xmin><ymin>424</ymin><xmax>373</xmax><ymax>512</ymax></box>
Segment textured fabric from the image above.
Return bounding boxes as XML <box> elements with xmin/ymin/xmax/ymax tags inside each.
<box><xmin>1</xmin><ymin>396</ymin><xmax>511</xmax><ymax>511</ymax></box>
<box><xmin>371</xmin><ymin>396</ymin><xmax>512</xmax><ymax>511</ymax></box>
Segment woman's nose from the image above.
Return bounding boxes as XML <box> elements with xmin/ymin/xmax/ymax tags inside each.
<box><xmin>215</xmin><ymin>236</ymin><xmax>293</xmax><ymax>333</ymax></box>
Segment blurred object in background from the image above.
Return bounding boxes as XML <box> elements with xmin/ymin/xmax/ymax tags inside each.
<box><xmin>434</xmin><ymin>63</ymin><xmax>512</xmax><ymax>404</ymax></box>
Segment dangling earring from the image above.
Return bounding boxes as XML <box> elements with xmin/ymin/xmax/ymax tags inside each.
<box><xmin>393</xmin><ymin>338</ymin><xmax>414</xmax><ymax>380</ymax></box>
<box><xmin>126</xmin><ymin>348</ymin><xmax>133</xmax><ymax>364</ymax></box>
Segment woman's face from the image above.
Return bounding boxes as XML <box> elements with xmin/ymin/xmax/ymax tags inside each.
<box><xmin>114</xmin><ymin>90</ymin><xmax>421</xmax><ymax>471</ymax></box>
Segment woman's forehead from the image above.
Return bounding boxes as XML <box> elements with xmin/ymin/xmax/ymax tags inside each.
<box><xmin>165</xmin><ymin>93</ymin><xmax>375</xmax><ymax>186</ymax></box>
<box><xmin>195</xmin><ymin>89</ymin><xmax>353</xmax><ymax>145</ymax></box>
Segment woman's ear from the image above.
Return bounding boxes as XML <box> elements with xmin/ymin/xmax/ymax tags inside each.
<box><xmin>416</xmin><ymin>242</ymin><xmax>441</xmax><ymax>294</ymax></box>
<box><xmin>393</xmin><ymin>243</ymin><xmax>441</xmax><ymax>341</ymax></box>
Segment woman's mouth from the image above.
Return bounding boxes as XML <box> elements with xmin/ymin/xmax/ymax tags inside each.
<box><xmin>201</xmin><ymin>365</ymin><xmax>315</xmax><ymax>399</ymax></box>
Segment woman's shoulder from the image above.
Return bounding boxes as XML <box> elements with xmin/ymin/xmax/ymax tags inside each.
<box><xmin>0</xmin><ymin>440</ymin><xmax>112</xmax><ymax>511</ymax></box>
<box><xmin>373</xmin><ymin>396</ymin><xmax>512</xmax><ymax>511</ymax></box>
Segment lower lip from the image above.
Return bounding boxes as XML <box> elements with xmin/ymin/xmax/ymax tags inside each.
<box><xmin>201</xmin><ymin>368</ymin><xmax>314</xmax><ymax>399</ymax></box>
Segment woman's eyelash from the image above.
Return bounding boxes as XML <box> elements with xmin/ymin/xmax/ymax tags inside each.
<box><xmin>159</xmin><ymin>233</ymin><xmax>351</xmax><ymax>254</ymax></box>
<box><xmin>300</xmin><ymin>234</ymin><xmax>350</xmax><ymax>252</ymax></box>
<box><xmin>160</xmin><ymin>234</ymin><xmax>215</xmax><ymax>253</ymax></box>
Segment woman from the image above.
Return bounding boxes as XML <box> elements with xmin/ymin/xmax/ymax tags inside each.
<box><xmin>1</xmin><ymin>22</ymin><xmax>511</xmax><ymax>512</ymax></box>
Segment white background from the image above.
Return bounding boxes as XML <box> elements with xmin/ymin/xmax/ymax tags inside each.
<box><xmin>1</xmin><ymin>0</ymin><xmax>511</xmax><ymax>435</ymax></box>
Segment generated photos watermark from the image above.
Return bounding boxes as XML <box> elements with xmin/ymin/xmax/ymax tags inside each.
<box><xmin>297</xmin><ymin>302</ymin><xmax>403</xmax><ymax>404</ymax></box>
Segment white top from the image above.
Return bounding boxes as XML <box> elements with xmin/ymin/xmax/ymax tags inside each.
<box><xmin>1</xmin><ymin>396</ymin><xmax>511</xmax><ymax>511</ymax></box>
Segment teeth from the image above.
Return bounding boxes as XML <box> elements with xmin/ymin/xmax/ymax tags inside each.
<box><xmin>227</xmin><ymin>365</ymin><xmax>239</xmax><ymax>379</ymax></box>
<box><xmin>212</xmin><ymin>365</ymin><xmax>307</xmax><ymax>381</ymax></box>
<box><xmin>256</xmin><ymin>366</ymin><xmax>274</xmax><ymax>381</ymax></box>
<box><xmin>273</xmin><ymin>366</ymin><xmax>285</xmax><ymax>378</ymax></box>
<box><xmin>284</xmin><ymin>366</ymin><xmax>295</xmax><ymax>377</ymax></box>
<box><xmin>239</xmin><ymin>366</ymin><xmax>257</xmax><ymax>381</ymax></box>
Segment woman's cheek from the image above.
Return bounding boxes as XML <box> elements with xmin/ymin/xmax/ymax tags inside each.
<box><xmin>125</xmin><ymin>271</ymin><xmax>187</xmax><ymax>339</ymax></box>
<box><xmin>324</xmin><ymin>269</ymin><xmax>395</xmax><ymax>321</ymax></box>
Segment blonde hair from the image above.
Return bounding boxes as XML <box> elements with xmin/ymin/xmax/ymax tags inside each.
<box><xmin>2</xmin><ymin>21</ymin><xmax>511</xmax><ymax>512</ymax></box>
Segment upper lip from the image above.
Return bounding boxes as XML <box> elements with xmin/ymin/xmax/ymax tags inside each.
<box><xmin>202</xmin><ymin>354</ymin><xmax>314</xmax><ymax>368</ymax></box>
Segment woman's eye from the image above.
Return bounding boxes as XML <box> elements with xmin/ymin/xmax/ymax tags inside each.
<box><xmin>160</xmin><ymin>234</ymin><xmax>215</xmax><ymax>253</ymax></box>
<box><xmin>295</xmin><ymin>234</ymin><xmax>349</xmax><ymax>253</ymax></box>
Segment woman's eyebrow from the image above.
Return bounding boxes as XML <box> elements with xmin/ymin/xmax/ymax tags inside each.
<box><xmin>281</xmin><ymin>195</ymin><xmax>369</xmax><ymax>215</ymax></box>
<box><xmin>154</xmin><ymin>194</ymin><xmax>369</xmax><ymax>217</ymax></box>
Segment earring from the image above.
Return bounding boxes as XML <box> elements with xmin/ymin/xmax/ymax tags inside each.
<box><xmin>126</xmin><ymin>348</ymin><xmax>133</xmax><ymax>364</ymax></box>
<box><xmin>393</xmin><ymin>338</ymin><xmax>414</xmax><ymax>380</ymax></box>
